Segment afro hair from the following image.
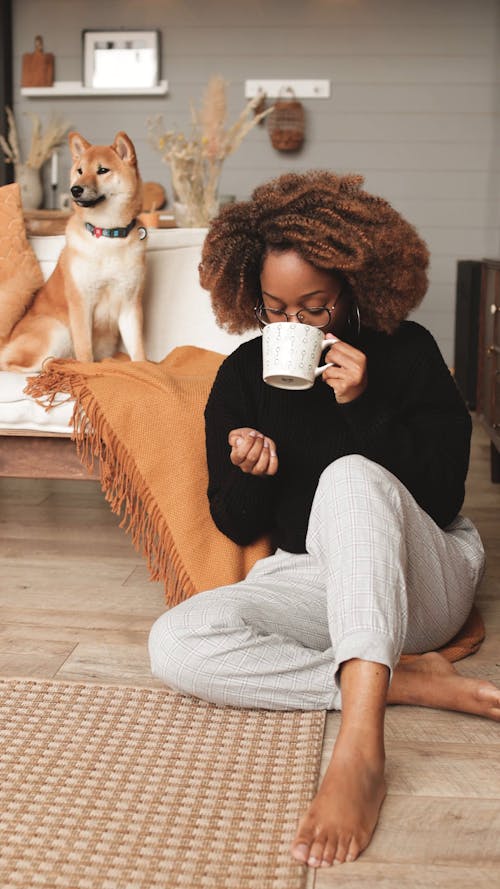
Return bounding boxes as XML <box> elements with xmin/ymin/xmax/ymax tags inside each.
<box><xmin>199</xmin><ymin>170</ymin><xmax>429</xmax><ymax>335</ymax></box>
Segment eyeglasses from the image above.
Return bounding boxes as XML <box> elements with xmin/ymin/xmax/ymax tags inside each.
<box><xmin>254</xmin><ymin>292</ymin><xmax>341</xmax><ymax>330</ymax></box>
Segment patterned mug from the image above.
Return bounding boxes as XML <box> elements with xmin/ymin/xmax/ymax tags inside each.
<box><xmin>262</xmin><ymin>322</ymin><xmax>336</xmax><ymax>390</ymax></box>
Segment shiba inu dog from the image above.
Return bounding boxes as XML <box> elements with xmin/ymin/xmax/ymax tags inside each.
<box><xmin>0</xmin><ymin>131</ymin><xmax>147</xmax><ymax>373</ymax></box>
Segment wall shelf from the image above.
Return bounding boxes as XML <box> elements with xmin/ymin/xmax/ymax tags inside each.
<box><xmin>21</xmin><ymin>80</ymin><xmax>168</xmax><ymax>97</ymax></box>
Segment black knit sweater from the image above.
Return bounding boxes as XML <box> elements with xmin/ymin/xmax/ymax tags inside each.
<box><xmin>204</xmin><ymin>321</ymin><xmax>472</xmax><ymax>553</ymax></box>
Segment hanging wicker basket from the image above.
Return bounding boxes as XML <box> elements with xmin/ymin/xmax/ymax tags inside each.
<box><xmin>268</xmin><ymin>88</ymin><xmax>305</xmax><ymax>152</ymax></box>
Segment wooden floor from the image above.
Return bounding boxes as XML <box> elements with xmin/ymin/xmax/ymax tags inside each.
<box><xmin>1</xmin><ymin>421</ymin><xmax>499</xmax><ymax>887</ymax></box>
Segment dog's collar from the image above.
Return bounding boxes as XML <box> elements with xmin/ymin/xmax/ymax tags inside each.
<box><xmin>84</xmin><ymin>219</ymin><xmax>146</xmax><ymax>240</ymax></box>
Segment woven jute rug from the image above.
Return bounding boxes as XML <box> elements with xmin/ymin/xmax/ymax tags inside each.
<box><xmin>0</xmin><ymin>678</ymin><xmax>325</xmax><ymax>889</ymax></box>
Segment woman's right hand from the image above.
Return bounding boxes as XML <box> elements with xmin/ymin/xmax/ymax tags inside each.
<box><xmin>228</xmin><ymin>428</ymin><xmax>279</xmax><ymax>476</ymax></box>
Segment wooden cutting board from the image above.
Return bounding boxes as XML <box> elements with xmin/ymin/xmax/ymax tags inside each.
<box><xmin>21</xmin><ymin>36</ymin><xmax>54</xmax><ymax>87</ymax></box>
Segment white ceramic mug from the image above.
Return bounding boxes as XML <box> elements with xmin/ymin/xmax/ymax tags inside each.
<box><xmin>262</xmin><ymin>322</ymin><xmax>336</xmax><ymax>390</ymax></box>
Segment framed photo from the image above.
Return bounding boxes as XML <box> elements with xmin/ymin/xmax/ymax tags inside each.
<box><xmin>82</xmin><ymin>30</ymin><xmax>160</xmax><ymax>89</ymax></box>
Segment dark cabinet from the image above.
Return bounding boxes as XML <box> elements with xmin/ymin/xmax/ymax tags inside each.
<box><xmin>476</xmin><ymin>260</ymin><xmax>500</xmax><ymax>482</ymax></box>
<box><xmin>454</xmin><ymin>260</ymin><xmax>482</xmax><ymax>410</ymax></box>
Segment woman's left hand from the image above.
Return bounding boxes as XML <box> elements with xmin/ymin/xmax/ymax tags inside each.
<box><xmin>322</xmin><ymin>334</ymin><xmax>368</xmax><ymax>403</ymax></box>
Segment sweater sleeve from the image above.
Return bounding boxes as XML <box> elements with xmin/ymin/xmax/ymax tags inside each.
<box><xmin>337</xmin><ymin>323</ymin><xmax>471</xmax><ymax>527</ymax></box>
<box><xmin>204</xmin><ymin>348</ymin><xmax>278</xmax><ymax>545</ymax></box>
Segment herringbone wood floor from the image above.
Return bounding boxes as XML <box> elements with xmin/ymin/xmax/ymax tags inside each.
<box><xmin>1</xmin><ymin>421</ymin><xmax>499</xmax><ymax>888</ymax></box>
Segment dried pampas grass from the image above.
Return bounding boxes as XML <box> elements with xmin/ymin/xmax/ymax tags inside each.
<box><xmin>0</xmin><ymin>107</ymin><xmax>21</xmax><ymax>164</ymax></box>
<box><xmin>0</xmin><ymin>106</ymin><xmax>70</xmax><ymax>169</ymax></box>
<box><xmin>149</xmin><ymin>75</ymin><xmax>272</xmax><ymax>227</ymax></box>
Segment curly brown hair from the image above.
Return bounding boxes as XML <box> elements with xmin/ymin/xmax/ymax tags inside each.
<box><xmin>199</xmin><ymin>170</ymin><xmax>429</xmax><ymax>335</ymax></box>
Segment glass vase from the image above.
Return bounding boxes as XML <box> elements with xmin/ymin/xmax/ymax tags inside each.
<box><xmin>168</xmin><ymin>158</ymin><xmax>221</xmax><ymax>228</ymax></box>
<box><xmin>15</xmin><ymin>163</ymin><xmax>43</xmax><ymax>210</ymax></box>
<box><xmin>173</xmin><ymin>197</ymin><xmax>219</xmax><ymax>229</ymax></box>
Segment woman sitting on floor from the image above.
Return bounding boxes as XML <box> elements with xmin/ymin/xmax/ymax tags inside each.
<box><xmin>149</xmin><ymin>170</ymin><xmax>499</xmax><ymax>869</ymax></box>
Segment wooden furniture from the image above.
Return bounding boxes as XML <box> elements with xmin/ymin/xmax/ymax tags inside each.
<box><xmin>0</xmin><ymin>228</ymin><xmax>253</xmax><ymax>481</ymax></box>
<box><xmin>24</xmin><ymin>210</ymin><xmax>176</xmax><ymax>236</ymax></box>
<box><xmin>454</xmin><ymin>260</ymin><xmax>482</xmax><ymax>410</ymax></box>
<box><xmin>24</xmin><ymin>209</ymin><xmax>71</xmax><ymax>236</ymax></box>
<box><xmin>0</xmin><ymin>430</ymin><xmax>96</xmax><ymax>480</ymax></box>
<box><xmin>476</xmin><ymin>259</ymin><xmax>500</xmax><ymax>482</ymax></box>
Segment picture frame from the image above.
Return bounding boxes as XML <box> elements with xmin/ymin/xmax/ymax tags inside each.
<box><xmin>82</xmin><ymin>30</ymin><xmax>160</xmax><ymax>90</ymax></box>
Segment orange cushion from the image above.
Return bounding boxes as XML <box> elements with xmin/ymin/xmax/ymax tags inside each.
<box><xmin>400</xmin><ymin>605</ymin><xmax>485</xmax><ymax>664</ymax></box>
<box><xmin>0</xmin><ymin>183</ymin><xmax>44</xmax><ymax>345</ymax></box>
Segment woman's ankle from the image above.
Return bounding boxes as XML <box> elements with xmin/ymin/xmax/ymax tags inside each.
<box><xmin>335</xmin><ymin>724</ymin><xmax>386</xmax><ymax>767</ymax></box>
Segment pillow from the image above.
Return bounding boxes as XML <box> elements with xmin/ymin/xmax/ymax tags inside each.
<box><xmin>0</xmin><ymin>182</ymin><xmax>44</xmax><ymax>346</ymax></box>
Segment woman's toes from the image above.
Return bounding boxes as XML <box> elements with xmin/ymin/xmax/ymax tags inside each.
<box><xmin>320</xmin><ymin>840</ymin><xmax>337</xmax><ymax>867</ymax></box>
<box><xmin>475</xmin><ymin>682</ymin><xmax>500</xmax><ymax>719</ymax></box>
<box><xmin>290</xmin><ymin>842</ymin><xmax>310</xmax><ymax>863</ymax></box>
<box><xmin>307</xmin><ymin>837</ymin><xmax>328</xmax><ymax>867</ymax></box>
<box><xmin>477</xmin><ymin>682</ymin><xmax>500</xmax><ymax>703</ymax></box>
<box><xmin>345</xmin><ymin>835</ymin><xmax>362</xmax><ymax>862</ymax></box>
<box><xmin>307</xmin><ymin>856</ymin><xmax>322</xmax><ymax>868</ymax></box>
<box><xmin>333</xmin><ymin>834</ymin><xmax>351</xmax><ymax>864</ymax></box>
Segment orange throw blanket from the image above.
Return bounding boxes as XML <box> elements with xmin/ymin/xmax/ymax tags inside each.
<box><xmin>27</xmin><ymin>347</ymin><xmax>272</xmax><ymax>606</ymax></box>
<box><xmin>26</xmin><ymin>346</ymin><xmax>484</xmax><ymax>662</ymax></box>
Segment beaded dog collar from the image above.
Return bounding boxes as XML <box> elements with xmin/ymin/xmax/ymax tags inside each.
<box><xmin>85</xmin><ymin>219</ymin><xmax>147</xmax><ymax>240</ymax></box>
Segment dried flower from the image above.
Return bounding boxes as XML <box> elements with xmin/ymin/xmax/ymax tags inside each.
<box><xmin>148</xmin><ymin>76</ymin><xmax>272</xmax><ymax>226</ymax></box>
<box><xmin>0</xmin><ymin>107</ymin><xmax>21</xmax><ymax>164</ymax></box>
<box><xmin>0</xmin><ymin>106</ymin><xmax>70</xmax><ymax>169</ymax></box>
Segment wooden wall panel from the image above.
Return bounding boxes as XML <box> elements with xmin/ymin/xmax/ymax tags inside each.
<box><xmin>11</xmin><ymin>0</ymin><xmax>500</xmax><ymax>365</ymax></box>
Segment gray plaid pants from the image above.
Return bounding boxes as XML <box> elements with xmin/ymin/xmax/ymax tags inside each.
<box><xmin>149</xmin><ymin>456</ymin><xmax>485</xmax><ymax>711</ymax></box>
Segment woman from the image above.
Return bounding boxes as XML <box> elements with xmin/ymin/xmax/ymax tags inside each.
<box><xmin>149</xmin><ymin>171</ymin><xmax>499</xmax><ymax>869</ymax></box>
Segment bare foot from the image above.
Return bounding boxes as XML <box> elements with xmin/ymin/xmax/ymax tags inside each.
<box><xmin>389</xmin><ymin>652</ymin><xmax>500</xmax><ymax>720</ymax></box>
<box><xmin>291</xmin><ymin>736</ymin><xmax>386</xmax><ymax>868</ymax></box>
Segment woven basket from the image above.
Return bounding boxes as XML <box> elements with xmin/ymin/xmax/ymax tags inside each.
<box><xmin>268</xmin><ymin>88</ymin><xmax>305</xmax><ymax>152</ymax></box>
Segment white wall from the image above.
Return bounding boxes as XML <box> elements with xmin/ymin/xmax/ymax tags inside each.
<box><xmin>11</xmin><ymin>0</ymin><xmax>500</xmax><ymax>364</ymax></box>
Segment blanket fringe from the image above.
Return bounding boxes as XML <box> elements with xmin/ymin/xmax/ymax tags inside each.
<box><xmin>25</xmin><ymin>365</ymin><xmax>196</xmax><ymax>606</ymax></box>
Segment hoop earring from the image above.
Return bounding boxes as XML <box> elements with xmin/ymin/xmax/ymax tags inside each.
<box><xmin>350</xmin><ymin>300</ymin><xmax>361</xmax><ymax>338</ymax></box>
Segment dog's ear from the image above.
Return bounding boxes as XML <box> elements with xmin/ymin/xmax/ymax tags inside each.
<box><xmin>112</xmin><ymin>132</ymin><xmax>137</xmax><ymax>166</ymax></box>
<box><xmin>68</xmin><ymin>132</ymin><xmax>91</xmax><ymax>161</ymax></box>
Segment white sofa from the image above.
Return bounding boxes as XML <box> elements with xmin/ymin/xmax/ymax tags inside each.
<box><xmin>0</xmin><ymin>228</ymin><xmax>254</xmax><ymax>436</ymax></box>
